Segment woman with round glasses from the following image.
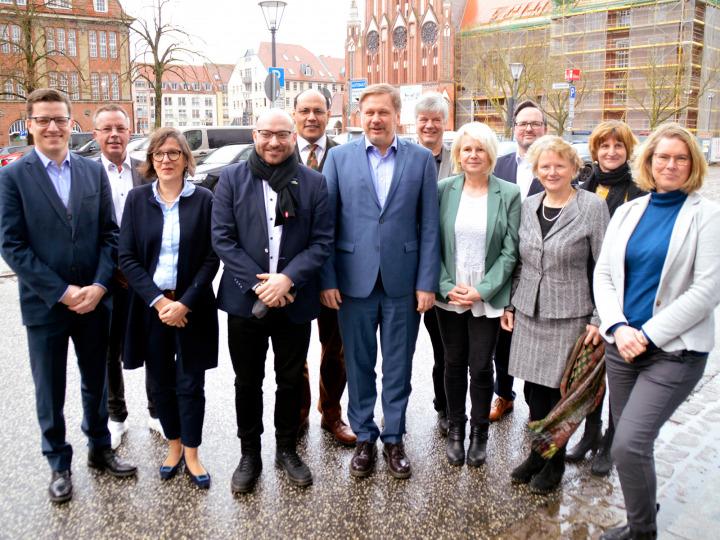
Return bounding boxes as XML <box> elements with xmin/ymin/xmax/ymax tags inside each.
<box><xmin>119</xmin><ymin>127</ymin><xmax>219</xmax><ymax>489</ymax></box>
<box><xmin>567</xmin><ymin>120</ymin><xmax>645</xmax><ymax>476</ymax></box>
<box><xmin>595</xmin><ymin>123</ymin><xmax>720</xmax><ymax>540</ymax></box>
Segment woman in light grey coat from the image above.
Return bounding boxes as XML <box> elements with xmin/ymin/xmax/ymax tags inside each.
<box><xmin>595</xmin><ymin>124</ymin><xmax>720</xmax><ymax>540</ymax></box>
<box><xmin>501</xmin><ymin>135</ymin><xmax>609</xmax><ymax>494</ymax></box>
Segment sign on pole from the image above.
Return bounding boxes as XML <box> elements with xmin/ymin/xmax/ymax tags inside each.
<box><xmin>399</xmin><ymin>84</ymin><xmax>423</xmax><ymax>125</ymax></box>
<box><xmin>552</xmin><ymin>82</ymin><xmax>570</xmax><ymax>90</ymax></box>
<box><xmin>268</xmin><ymin>67</ymin><xmax>285</xmax><ymax>88</ymax></box>
<box><xmin>567</xmin><ymin>83</ymin><xmax>576</xmax><ymax>132</ymax></box>
<box><xmin>349</xmin><ymin>78</ymin><xmax>367</xmax><ymax>111</ymax></box>
<box><xmin>565</xmin><ymin>68</ymin><xmax>581</xmax><ymax>82</ymax></box>
<box><xmin>264</xmin><ymin>73</ymin><xmax>281</xmax><ymax>102</ymax></box>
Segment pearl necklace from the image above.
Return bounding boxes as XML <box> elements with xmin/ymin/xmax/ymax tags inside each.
<box><xmin>542</xmin><ymin>191</ymin><xmax>574</xmax><ymax>222</ymax></box>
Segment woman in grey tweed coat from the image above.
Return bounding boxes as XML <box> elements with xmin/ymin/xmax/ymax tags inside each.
<box><xmin>500</xmin><ymin>135</ymin><xmax>609</xmax><ymax>494</ymax></box>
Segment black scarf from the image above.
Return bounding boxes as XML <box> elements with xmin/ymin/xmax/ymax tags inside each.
<box><xmin>247</xmin><ymin>148</ymin><xmax>299</xmax><ymax>226</ymax></box>
<box><xmin>581</xmin><ymin>162</ymin><xmax>645</xmax><ymax>216</ymax></box>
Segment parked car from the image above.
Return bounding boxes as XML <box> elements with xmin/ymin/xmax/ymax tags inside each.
<box><xmin>332</xmin><ymin>127</ymin><xmax>364</xmax><ymax>145</ymax></box>
<box><xmin>72</xmin><ymin>139</ymin><xmax>101</xmax><ymax>158</ymax></box>
<box><xmin>0</xmin><ymin>145</ymin><xmax>33</xmax><ymax>167</ymax></box>
<box><xmin>186</xmin><ymin>143</ymin><xmax>253</xmax><ymax>191</ymax></box>
<box><xmin>70</xmin><ymin>132</ymin><xmax>94</xmax><ymax>150</ymax></box>
<box><xmin>130</xmin><ymin>127</ymin><xmax>253</xmax><ymax>163</ymax></box>
<box><xmin>498</xmin><ymin>140</ymin><xmax>517</xmax><ymax>157</ymax></box>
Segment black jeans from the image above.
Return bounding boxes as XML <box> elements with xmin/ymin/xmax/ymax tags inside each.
<box><xmin>423</xmin><ymin>307</ymin><xmax>447</xmax><ymax>414</ymax></box>
<box><xmin>106</xmin><ymin>285</ymin><xmax>158</xmax><ymax>421</ymax></box>
<box><xmin>145</xmin><ymin>315</ymin><xmax>206</xmax><ymax>448</ymax></box>
<box><xmin>523</xmin><ymin>381</ymin><xmax>562</xmax><ymax>422</ymax></box>
<box><xmin>493</xmin><ymin>328</ymin><xmax>516</xmax><ymax>401</ymax></box>
<box><xmin>436</xmin><ymin>309</ymin><xmax>499</xmax><ymax>427</ymax></box>
<box><xmin>228</xmin><ymin>310</ymin><xmax>311</xmax><ymax>451</ymax></box>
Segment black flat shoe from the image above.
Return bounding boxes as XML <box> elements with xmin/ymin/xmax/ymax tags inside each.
<box><xmin>159</xmin><ymin>456</ymin><xmax>184</xmax><ymax>480</ymax></box>
<box><xmin>49</xmin><ymin>470</ymin><xmax>72</xmax><ymax>504</ymax></box>
<box><xmin>185</xmin><ymin>466</ymin><xmax>211</xmax><ymax>489</ymax></box>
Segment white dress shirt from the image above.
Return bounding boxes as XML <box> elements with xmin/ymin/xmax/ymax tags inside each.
<box><xmin>297</xmin><ymin>134</ymin><xmax>327</xmax><ymax>167</ymax></box>
<box><xmin>100</xmin><ymin>154</ymin><xmax>134</xmax><ymax>225</ymax></box>
<box><xmin>262</xmin><ymin>180</ymin><xmax>283</xmax><ymax>273</ymax></box>
<box><xmin>515</xmin><ymin>153</ymin><xmax>535</xmax><ymax>201</ymax></box>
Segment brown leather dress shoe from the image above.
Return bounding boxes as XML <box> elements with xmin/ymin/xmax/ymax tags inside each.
<box><xmin>489</xmin><ymin>396</ymin><xmax>514</xmax><ymax>422</ymax></box>
<box><xmin>383</xmin><ymin>442</ymin><xmax>411</xmax><ymax>479</ymax></box>
<box><xmin>350</xmin><ymin>441</ymin><xmax>376</xmax><ymax>478</ymax></box>
<box><xmin>321</xmin><ymin>417</ymin><xmax>357</xmax><ymax>446</ymax></box>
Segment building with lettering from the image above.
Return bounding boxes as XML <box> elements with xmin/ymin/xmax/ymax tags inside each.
<box><xmin>457</xmin><ymin>0</ymin><xmax>720</xmax><ymax>135</ymax></box>
<box><xmin>0</xmin><ymin>0</ymin><xmax>132</xmax><ymax>145</ymax></box>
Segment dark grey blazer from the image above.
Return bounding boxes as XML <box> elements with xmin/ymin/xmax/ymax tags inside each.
<box><xmin>494</xmin><ymin>152</ymin><xmax>544</xmax><ymax>197</ymax></box>
<box><xmin>93</xmin><ymin>155</ymin><xmax>147</xmax><ymax>188</ymax></box>
<box><xmin>512</xmin><ymin>189</ymin><xmax>609</xmax><ymax>323</ymax></box>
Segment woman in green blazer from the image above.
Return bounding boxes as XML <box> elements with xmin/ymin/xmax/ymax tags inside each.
<box><xmin>436</xmin><ymin>122</ymin><xmax>521</xmax><ymax>467</ymax></box>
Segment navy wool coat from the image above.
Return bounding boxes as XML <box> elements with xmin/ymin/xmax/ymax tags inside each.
<box><xmin>119</xmin><ymin>183</ymin><xmax>219</xmax><ymax>372</ymax></box>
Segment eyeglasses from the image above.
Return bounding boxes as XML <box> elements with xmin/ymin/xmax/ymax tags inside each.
<box><xmin>296</xmin><ymin>108</ymin><xmax>327</xmax><ymax>117</ymax></box>
<box><xmin>255</xmin><ymin>129</ymin><xmax>293</xmax><ymax>141</ymax></box>
<box><xmin>652</xmin><ymin>153</ymin><xmax>690</xmax><ymax>166</ymax></box>
<box><xmin>515</xmin><ymin>121</ymin><xmax>544</xmax><ymax>129</ymax></box>
<box><xmin>95</xmin><ymin>126</ymin><xmax>129</xmax><ymax>134</ymax></box>
<box><xmin>30</xmin><ymin>116</ymin><xmax>71</xmax><ymax>128</ymax></box>
<box><xmin>151</xmin><ymin>150</ymin><xmax>182</xmax><ymax>162</ymax></box>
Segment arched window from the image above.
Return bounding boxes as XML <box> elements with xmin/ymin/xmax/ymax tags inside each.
<box><xmin>8</xmin><ymin>119</ymin><xmax>27</xmax><ymax>143</ymax></box>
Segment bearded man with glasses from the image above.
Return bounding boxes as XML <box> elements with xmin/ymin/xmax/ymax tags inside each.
<box><xmin>211</xmin><ymin>108</ymin><xmax>333</xmax><ymax>493</ymax></box>
<box><xmin>0</xmin><ymin>89</ymin><xmax>136</xmax><ymax>504</ymax></box>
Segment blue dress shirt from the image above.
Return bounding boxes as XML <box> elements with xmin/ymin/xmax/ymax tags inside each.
<box><xmin>34</xmin><ymin>148</ymin><xmax>71</xmax><ymax>208</ymax></box>
<box><xmin>365</xmin><ymin>136</ymin><xmax>397</xmax><ymax>208</ymax></box>
<box><xmin>150</xmin><ymin>180</ymin><xmax>196</xmax><ymax>306</ymax></box>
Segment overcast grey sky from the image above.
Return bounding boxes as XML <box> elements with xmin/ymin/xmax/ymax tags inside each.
<box><xmin>123</xmin><ymin>0</ymin><xmax>362</xmax><ymax>64</ymax></box>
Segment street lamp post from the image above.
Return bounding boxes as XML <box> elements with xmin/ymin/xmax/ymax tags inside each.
<box><xmin>707</xmin><ymin>91</ymin><xmax>715</xmax><ymax>136</ymax></box>
<box><xmin>258</xmin><ymin>1</ymin><xmax>287</xmax><ymax>107</ymax></box>
<box><xmin>508</xmin><ymin>62</ymin><xmax>524</xmax><ymax>139</ymax></box>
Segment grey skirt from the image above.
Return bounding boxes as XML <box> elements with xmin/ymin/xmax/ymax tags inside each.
<box><xmin>508</xmin><ymin>311</ymin><xmax>590</xmax><ymax>388</ymax></box>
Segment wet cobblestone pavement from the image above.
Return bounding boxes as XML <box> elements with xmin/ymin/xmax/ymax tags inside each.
<box><xmin>0</xmin><ymin>168</ymin><xmax>718</xmax><ymax>539</ymax></box>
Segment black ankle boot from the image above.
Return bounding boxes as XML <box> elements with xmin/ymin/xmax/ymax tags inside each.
<box><xmin>510</xmin><ymin>449</ymin><xmax>545</xmax><ymax>484</ymax></box>
<box><xmin>446</xmin><ymin>424</ymin><xmax>465</xmax><ymax>466</ymax></box>
<box><xmin>529</xmin><ymin>447</ymin><xmax>566</xmax><ymax>494</ymax></box>
<box><xmin>466</xmin><ymin>425</ymin><xmax>488</xmax><ymax>467</ymax></box>
<box><xmin>566</xmin><ymin>420</ymin><xmax>602</xmax><ymax>462</ymax></box>
<box><xmin>591</xmin><ymin>422</ymin><xmax>615</xmax><ymax>476</ymax></box>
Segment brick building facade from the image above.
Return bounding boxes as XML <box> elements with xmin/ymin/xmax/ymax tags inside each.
<box><xmin>0</xmin><ymin>0</ymin><xmax>132</xmax><ymax>146</ymax></box>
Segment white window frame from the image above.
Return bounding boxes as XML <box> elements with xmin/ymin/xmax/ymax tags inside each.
<box><xmin>0</xmin><ymin>25</ymin><xmax>9</xmax><ymax>54</ymax></box>
<box><xmin>110</xmin><ymin>73</ymin><xmax>119</xmax><ymax>100</ymax></box>
<box><xmin>99</xmin><ymin>31</ymin><xmax>107</xmax><ymax>58</ymax></box>
<box><xmin>46</xmin><ymin>1</ymin><xmax>71</xmax><ymax>9</ymax></box>
<box><xmin>67</xmin><ymin>29</ymin><xmax>76</xmax><ymax>56</ymax></box>
<box><xmin>46</xmin><ymin>28</ymin><xmax>55</xmax><ymax>55</ymax></box>
<box><xmin>93</xmin><ymin>0</ymin><xmax>107</xmax><ymax>12</ymax></box>
<box><xmin>59</xmin><ymin>72</ymin><xmax>68</xmax><ymax>95</ymax></box>
<box><xmin>70</xmin><ymin>72</ymin><xmax>79</xmax><ymax>99</ymax></box>
<box><xmin>100</xmin><ymin>73</ymin><xmax>109</xmax><ymax>100</ymax></box>
<box><xmin>91</xmin><ymin>72</ymin><xmax>100</xmax><ymax>100</ymax></box>
<box><xmin>109</xmin><ymin>32</ymin><xmax>117</xmax><ymax>58</ymax></box>
<box><xmin>89</xmin><ymin>31</ymin><xmax>97</xmax><ymax>58</ymax></box>
<box><xmin>56</xmin><ymin>28</ymin><xmax>65</xmax><ymax>55</ymax></box>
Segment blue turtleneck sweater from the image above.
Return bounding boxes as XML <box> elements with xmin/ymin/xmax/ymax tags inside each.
<box><xmin>624</xmin><ymin>190</ymin><xmax>687</xmax><ymax>330</ymax></box>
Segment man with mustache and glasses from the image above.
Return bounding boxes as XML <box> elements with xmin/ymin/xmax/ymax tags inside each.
<box><xmin>212</xmin><ymin>108</ymin><xmax>332</xmax><ymax>493</ymax></box>
<box><xmin>293</xmin><ymin>89</ymin><xmax>356</xmax><ymax>447</ymax></box>
<box><xmin>0</xmin><ymin>89</ymin><xmax>136</xmax><ymax>504</ymax></box>
<box><xmin>92</xmin><ymin>105</ymin><xmax>160</xmax><ymax>448</ymax></box>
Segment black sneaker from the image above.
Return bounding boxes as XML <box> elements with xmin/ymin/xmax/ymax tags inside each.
<box><xmin>275</xmin><ymin>447</ymin><xmax>312</xmax><ymax>488</ymax></box>
<box><xmin>231</xmin><ymin>453</ymin><xmax>262</xmax><ymax>494</ymax></box>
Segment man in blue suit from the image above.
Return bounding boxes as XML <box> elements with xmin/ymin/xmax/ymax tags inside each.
<box><xmin>320</xmin><ymin>84</ymin><xmax>440</xmax><ymax>479</ymax></box>
<box><xmin>212</xmin><ymin>109</ymin><xmax>332</xmax><ymax>494</ymax></box>
<box><xmin>0</xmin><ymin>89</ymin><xmax>136</xmax><ymax>504</ymax></box>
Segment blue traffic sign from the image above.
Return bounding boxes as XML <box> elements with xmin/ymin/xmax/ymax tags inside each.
<box><xmin>269</xmin><ymin>67</ymin><xmax>285</xmax><ymax>87</ymax></box>
<box><xmin>19</xmin><ymin>130</ymin><xmax>28</xmax><ymax>138</ymax></box>
<box><xmin>350</xmin><ymin>79</ymin><xmax>367</xmax><ymax>90</ymax></box>
<box><xmin>569</xmin><ymin>85</ymin><xmax>577</xmax><ymax>99</ymax></box>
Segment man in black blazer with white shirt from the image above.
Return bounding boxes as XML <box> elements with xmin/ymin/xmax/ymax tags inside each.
<box><xmin>212</xmin><ymin>108</ymin><xmax>332</xmax><ymax>493</ymax></box>
<box><xmin>0</xmin><ymin>89</ymin><xmax>136</xmax><ymax>504</ymax></box>
<box><xmin>489</xmin><ymin>100</ymin><xmax>546</xmax><ymax>423</ymax></box>
<box><xmin>92</xmin><ymin>105</ymin><xmax>159</xmax><ymax>449</ymax></box>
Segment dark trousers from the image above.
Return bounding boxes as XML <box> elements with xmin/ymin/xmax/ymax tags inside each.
<box><xmin>106</xmin><ymin>285</ymin><xmax>157</xmax><ymax>421</ymax></box>
<box><xmin>423</xmin><ymin>307</ymin><xmax>447</xmax><ymax>414</ymax></box>
<box><xmin>26</xmin><ymin>306</ymin><xmax>111</xmax><ymax>472</ymax></box>
<box><xmin>338</xmin><ymin>280</ymin><xmax>419</xmax><ymax>444</ymax></box>
<box><xmin>144</xmin><ymin>315</ymin><xmax>206</xmax><ymax>448</ymax></box>
<box><xmin>493</xmin><ymin>328</ymin><xmax>516</xmax><ymax>401</ymax></box>
<box><xmin>228</xmin><ymin>311</ymin><xmax>311</xmax><ymax>451</ymax></box>
<box><xmin>523</xmin><ymin>381</ymin><xmax>562</xmax><ymax>422</ymax></box>
<box><xmin>300</xmin><ymin>305</ymin><xmax>347</xmax><ymax>422</ymax></box>
<box><xmin>436</xmin><ymin>309</ymin><xmax>499</xmax><ymax>427</ymax></box>
<box><xmin>606</xmin><ymin>343</ymin><xmax>707</xmax><ymax>535</ymax></box>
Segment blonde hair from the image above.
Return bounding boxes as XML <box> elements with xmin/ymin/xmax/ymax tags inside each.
<box><xmin>588</xmin><ymin>120</ymin><xmax>638</xmax><ymax>163</ymax></box>
<box><xmin>633</xmin><ymin>123</ymin><xmax>707</xmax><ymax>193</ymax></box>
<box><xmin>526</xmin><ymin>135</ymin><xmax>583</xmax><ymax>177</ymax></box>
<box><xmin>450</xmin><ymin>122</ymin><xmax>498</xmax><ymax>175</ymax></box>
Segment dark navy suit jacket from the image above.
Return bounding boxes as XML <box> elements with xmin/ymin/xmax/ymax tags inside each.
<box><xmin>119</xmin><ymin>183</ymin><xmax>219</xmax><ymax>371</ymax></box>
<box><xmin>494</xmin><ymin>152</ymin><xmax>544</xmax><ymax>197</ymax></box>
<box><xmin>211</xmin><ymin>160</ymin><xmax>333</xmax><ymax>323</ymax></box>
<box><xmin>0</xmin><ymin>150</ymin><xmax>118</xmax><ymax>326</ymax></box>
